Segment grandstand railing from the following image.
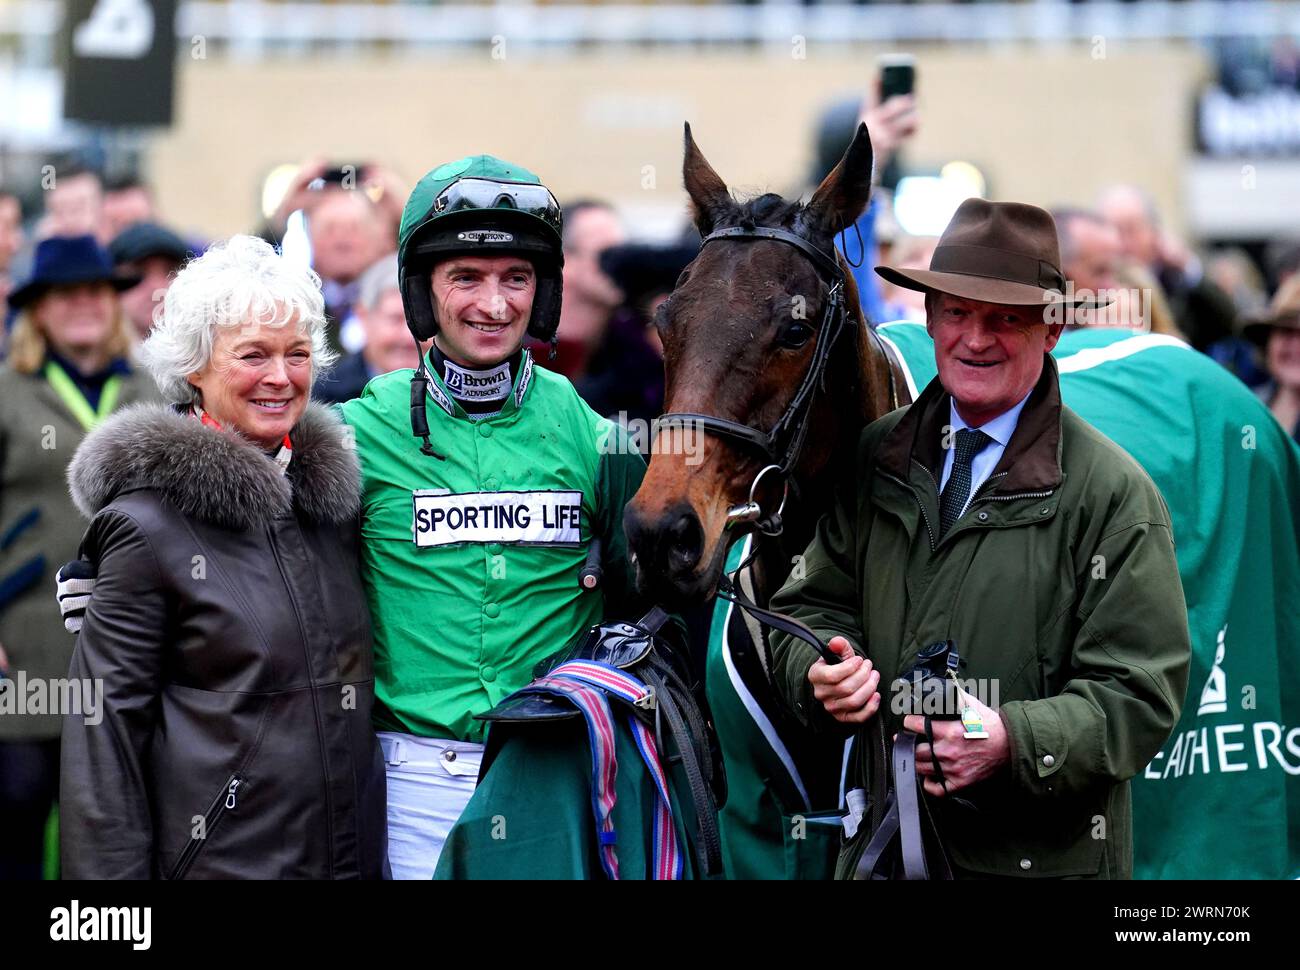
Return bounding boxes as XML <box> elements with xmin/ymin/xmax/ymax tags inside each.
<box><xmin>3</xmin><ymin>0</ymin><xmax>1300</xmax><ymax>50</ymax></box>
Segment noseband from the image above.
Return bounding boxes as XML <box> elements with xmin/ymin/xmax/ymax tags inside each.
<box><xmin>656</xmin><ymin>225</ymin><xmax>850</xmax><ymax>536</ymax></box>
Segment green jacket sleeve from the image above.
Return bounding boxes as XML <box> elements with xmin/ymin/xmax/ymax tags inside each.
<box><xmin>767</xmin><ymin>446</ymin><xmax>868</xmax><ymax>732</ymax></box>
<box><xmin>593</xmin><ymin>428</ymin><xmax>648</xmax><ymax>623</ymax></box>
<box><xmin>998</xmin><ymin>511</ymin><xmax>1191</xmax><ymax>800</ymax></box>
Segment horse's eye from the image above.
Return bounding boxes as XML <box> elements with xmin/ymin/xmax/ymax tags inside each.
<box><xmin>778</xmin><ymin>321</ymin><xmax>814</xmax><ymax>349</ymax></box>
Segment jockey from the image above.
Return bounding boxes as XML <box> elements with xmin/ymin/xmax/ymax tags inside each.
<box><xmin>335</xmin><ymin>156</ymin><xmax>651</xmax><ymax>877</ymax></box>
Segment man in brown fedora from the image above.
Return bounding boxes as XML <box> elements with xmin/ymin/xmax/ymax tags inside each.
<box><xmin>767</xmin><ymin>198</ymin><xmax>1191</xmax><ymax>879</ymax></box>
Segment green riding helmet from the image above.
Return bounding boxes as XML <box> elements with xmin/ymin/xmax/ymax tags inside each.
<box><xmin>398</xmin><ymin>155</ymin><xmax>565</xmax><ymax>342</ymax></box>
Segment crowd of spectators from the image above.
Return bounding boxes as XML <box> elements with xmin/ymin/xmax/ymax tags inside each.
<box><xmin>2</xmin><ymin>103</ymin><xmax>1298</xmax><ymax>438</ymax></box>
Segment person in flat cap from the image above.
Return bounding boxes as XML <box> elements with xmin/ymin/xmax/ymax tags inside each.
<box><xmin>767</xmin><ymin>198</ymin><xmax>1190</xmax><ymax>879</ymax></box>
<box><xmin>1242</xmin><ymin>275</ymin><xmax>1300</xmax><ymax>444</ymax></box>
<box><xmin>108</xmin><ymin>221</ymin><xmax>194</xmax><ymax>340</ymax></box>
<box><xmin>0</xmin><ymin>234</ymin><xmax>159</xmax><ymax>879</ymax></box>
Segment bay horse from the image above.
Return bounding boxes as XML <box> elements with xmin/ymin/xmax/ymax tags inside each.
<box><xmin>623</xmin><ymin>121</ymin><xmax>912</xmax><ymax>878</ymax></box>
<box><xmin>625</xmin><ymin>120</ymin><xmax>909</xmax><ymax>613</ymax></box>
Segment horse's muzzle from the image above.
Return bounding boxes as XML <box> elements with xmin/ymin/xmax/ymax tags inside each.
<box><xmin>624</xmin><ymin>500</ymin><xmax>711</xmax><ymax>605</ymax></box>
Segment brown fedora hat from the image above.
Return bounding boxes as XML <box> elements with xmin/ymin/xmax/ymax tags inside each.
<box><xmin>876</xmin><ymin>198</ymin><xmax>1105</xmax><ymax>309</ymax></box>
<box><xmin>1241</xmin><ymin>274</ymin><xmax>1300</xmax><ymax>346</ymax></box>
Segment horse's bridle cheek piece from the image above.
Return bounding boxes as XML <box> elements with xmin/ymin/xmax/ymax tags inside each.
<box><xmin>657</xmin><ymin>225</ymin><xmax>850</xmax><ymax>537</ymax></box>
<box><xmin>721</xmin><ymin>463</ymin><xmax>788</xmax><ymax>536</ymax></box>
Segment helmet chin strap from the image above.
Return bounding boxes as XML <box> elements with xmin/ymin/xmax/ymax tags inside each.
<box><xmin>410</xmin><ymin>330</ymin><xmax>532</xmax><ymax>459</ymax></box>
<box><xmin>409</xmin><ymin>341</ymin><xmax>446</xmax><ymax>460</ymax></box>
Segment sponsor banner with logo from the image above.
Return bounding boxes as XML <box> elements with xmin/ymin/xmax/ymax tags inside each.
<box><xmin>412</xmin><ymin>489</ymin><xmax>582</xmax><ymax>548</ymax></box>
<box><xmin>879</xmin><ymin>323</ymin><xmax>1300</xmax><ymax>878</ymax></box>
<box><xmin>443</xmin><ymin>359</ymin><xmax>511</xmax><ymax>402</ymax></box>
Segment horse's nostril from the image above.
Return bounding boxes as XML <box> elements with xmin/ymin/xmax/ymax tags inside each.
<box><xmin>625</xmin><ymin>500</ymin><xmax>705</xmax><ymax>590</ymax></box>
<box><xmin>666</xmin><ymin>511</ymin><xmax>703</xmax><ymax>573</ymax></box>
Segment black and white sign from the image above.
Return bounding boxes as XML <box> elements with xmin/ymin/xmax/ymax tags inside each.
<box><xmin>62</xmin><ymin>0</ymin><xmax>178</xmax><ymax>127</ymax></box>
<box><xmin>412</xmin><ymin>489</ymin><xmax>583</xmax><ymax>547</ymax></box>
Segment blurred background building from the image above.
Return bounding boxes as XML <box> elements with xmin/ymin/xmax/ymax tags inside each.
<box><xmin>3</xmin><ymin>0</ymin><xmax>1300</xmax><ymax>389</ymax></box>
<box><xmin>1</xmin><ymin>1</ymin><xmax>1297</xmax><ymax>248</ymax></box>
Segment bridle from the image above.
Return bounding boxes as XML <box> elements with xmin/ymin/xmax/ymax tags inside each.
<box><xmin>655</xmin><ymin>224</ymin><xmax>855</xmax><ymax>537</ymax></box>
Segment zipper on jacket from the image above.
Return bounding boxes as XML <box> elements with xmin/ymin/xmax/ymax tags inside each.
<box><xmin>980</xmin><ymin>488</ymin><xmax>1056</xmax><ymax>503</ymax></box>
<box><xmin>168</xmin><ymin>775</ymin><xmax>243</xmax><ymax>880</ymax></box>
<box><xmin>952</xmin><ymin>467</ymin><xmax>1058</xmax><ymax>522</ymax></box>
<box><xmin>267</xmin><ymin>523</ymin><xmax>337</xmax><ymax>878</ymax></box>
<box><xmin>879</xmin><ymin>467</ymin><xmax>937</xmax><ymax>552</ymax></box>
<box><xmin>977</xmin><ymin>483</ymin><xmax>1055</xmax><ymax>507</ymax></box>
<box><xmin>967</xmin><ymin>468</ymin><xmax>1059</xmax><ymax>506</ymax></box>
<box><xmin>166</xmin><ymin>697</ymin><xmax>273</xmax><ymax>881</ymax></box>
<box><xmin>937</xmin><ymin>471</ymin><xmax>1057</xmax><ymax>545</ymax></box>
<box><xmin>968</xmin><ymin>470</ymin><xmax>1009</xmax><ymax>505</ymax></box>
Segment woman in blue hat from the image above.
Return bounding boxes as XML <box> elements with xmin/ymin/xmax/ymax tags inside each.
<box><xmin>0</xmin><ymin>234</ymin><xmax>160</xmax><ymax>879</ymax></box>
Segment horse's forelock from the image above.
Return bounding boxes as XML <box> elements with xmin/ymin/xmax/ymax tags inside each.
<box><xmin>724</xmin><ymin>192</ymin><xmax>805</xmax><ymax>234</ymax></box>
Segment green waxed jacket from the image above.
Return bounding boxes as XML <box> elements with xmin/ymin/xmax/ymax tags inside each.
<box><xmin>768</xmin><ymin>355</ymin><xmax>1191</xmax><ymax>879</ymax></box>
<box><xmin>338</xmin><ymin>350</ymin><xmax>645</xmax><ymax>743</ymax></box>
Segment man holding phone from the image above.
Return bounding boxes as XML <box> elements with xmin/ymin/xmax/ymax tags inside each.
<box><xmin>833</xmin><ymin>55</ymin><xmax>920</xmax><ymax>325</ymax></box>
<box><xmin>259</xmin><ymin>159</ymin><xmax>408</xmax><ymax>353</ymax></box>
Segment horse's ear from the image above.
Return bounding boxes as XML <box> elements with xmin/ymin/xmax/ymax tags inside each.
<box><xmin>682</xmin><ymin>122</ymin><xmax>734</xmax><ymax>235</ymax></box>
<box><xmin>802</xmin><ymin>122</ymin><xmax>874</xmax><ymax>239</ymax></box>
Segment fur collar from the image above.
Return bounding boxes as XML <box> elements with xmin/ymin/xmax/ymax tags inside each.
<box><xmin>68</xmin><ymin>402</ymin><xmax>361</xmax><ymax>531</ymax></box>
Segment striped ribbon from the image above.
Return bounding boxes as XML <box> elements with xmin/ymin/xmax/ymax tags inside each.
<box><xmin>523</xmin><ymin>660</ymin><xmax>683</xmax><ymax>880</ymax></box>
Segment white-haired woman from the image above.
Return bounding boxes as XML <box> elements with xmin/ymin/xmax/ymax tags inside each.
<box><xmin>59</xmin><ymin>234</ymin><xmax>387</xmax><ymax>879</ymax></box>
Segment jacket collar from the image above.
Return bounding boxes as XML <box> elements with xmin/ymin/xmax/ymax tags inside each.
<box><xmin>68</xmin><ymin>402</ymin><xmax>361</xmax><ymax>531</ymax></box>
<box><xmin>45</xmin><ymin>348</ymin><xmax>132</xmax><ymax>384</ymax></box>
<box><xmin>876</xmin><ymin>352</ymin><xmax>1064</xmax><ymax>495</ymax></box>
<box><xmin>423</xmin><ymin>346</ymin><xmax>536</xmax><ymax>421</ymax></box>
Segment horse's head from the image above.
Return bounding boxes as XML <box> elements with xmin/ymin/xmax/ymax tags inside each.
<box><xmin>626</xmin><ymin>121</ymin><xmax>876</xmax><ymax>608</ymax></box>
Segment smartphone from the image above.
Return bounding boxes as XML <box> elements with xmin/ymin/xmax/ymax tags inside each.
<box><xmin>311</xmin><ymin>164</ymin><xmax>367</xmax><ymax>190</ymax></box>
<box><xmin>323</xmin><ymin>165</ymin><xmax>363</xmax><ymax>184</ymax></box>
<box><xmin>879</xmin><ymin>53</ymin><xmax>916</xmax><ymax>102</ymax></box>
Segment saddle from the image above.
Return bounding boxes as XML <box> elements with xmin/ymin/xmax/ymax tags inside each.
<box><xmin>479</xmin><ymin>607</ymin><xmax>725</xmax><ymax>879</ymax></box>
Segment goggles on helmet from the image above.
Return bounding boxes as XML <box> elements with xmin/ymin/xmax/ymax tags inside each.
<box><xmin>431</xmin><ymin>177</ymin><xmax>562</xmax><ymax>236</ymax></box>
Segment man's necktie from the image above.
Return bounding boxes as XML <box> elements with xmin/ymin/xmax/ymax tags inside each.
<box><xmin>939</xmin><ymin>428</ymin><xmax>993</xmax><ymax>537</ymax></box>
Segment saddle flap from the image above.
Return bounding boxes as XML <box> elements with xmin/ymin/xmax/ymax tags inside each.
<box><xmin>476</xmin><ymin>692</ymin><xmax>582</xmax><ymax>724</ymax></box>
<box><xmin>560</xmin><ymin>620</ymin><xmax>656</xmax><ymax>670</ymax></box>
